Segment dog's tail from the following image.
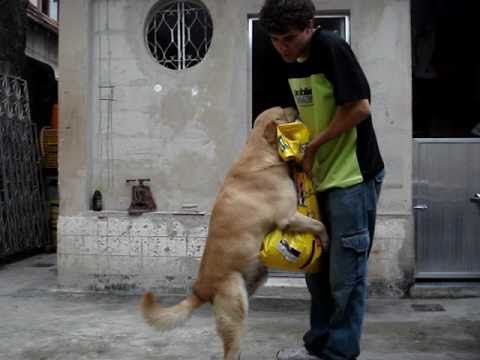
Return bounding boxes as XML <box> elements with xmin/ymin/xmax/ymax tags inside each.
<box><xmin>140</xmin><ymin>292</ymin><xmax>205</xmax><ymax>331</ymax></box>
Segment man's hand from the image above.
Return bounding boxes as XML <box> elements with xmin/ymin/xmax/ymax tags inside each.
<box><xmin>302</xmin><ymin>143</ymin><xmax>316</xmax><ymax>177</ymax></box>
<box><xmin>301</xmin><ymin>99</ymin><xmax>371</xmax><ymax>176</ymax></box>
<box><xmin>315</xmin><ymin>234</ymin><xmax>329</xmax><ymax>251</ymax></box>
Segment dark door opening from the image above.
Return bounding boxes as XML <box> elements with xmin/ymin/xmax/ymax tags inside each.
<box><xmin>25</xmin><ymin>56</ymin><xmax>59</xmax><ymax>252</ymax></box>
<box><xmin>411</xmin><ymin>0</ymin><xmax>480</xmax><ymax>138</ymax></box>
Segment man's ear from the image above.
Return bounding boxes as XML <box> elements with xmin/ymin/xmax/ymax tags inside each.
<box><xmin>283</xmin><ymin>107</ymin><xmax>298</xmax><ymax>122</ymax></box>
<box><xmin>264</xmin><ymin>121</ymin><xmax>278</xmax><ymax>144</ymax></box>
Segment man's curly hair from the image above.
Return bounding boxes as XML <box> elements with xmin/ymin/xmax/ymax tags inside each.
<box><xmin>259</xmin><ymin>0</ymin><xmax>315</xmax><ymax>34</ymax></box>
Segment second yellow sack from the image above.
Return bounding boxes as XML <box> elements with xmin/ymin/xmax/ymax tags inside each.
<box><xmin>259</xmin><ymin>170</ymin><xmax>322</xmax><ymax>273</ymax></box>
<box><xmin>259</xmin><ymin>228</ymin><xmax>321</xmax><ymax>273</ymax></box>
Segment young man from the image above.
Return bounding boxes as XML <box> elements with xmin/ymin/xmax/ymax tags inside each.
<box><xmin>259</xmin><ymin>1</ymin><xmax>385</xmax><ymax>360</ymax></box>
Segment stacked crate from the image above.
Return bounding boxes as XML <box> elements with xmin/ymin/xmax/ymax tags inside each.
<box><xmin>40</xmin><ymin>127</ymin><xmax>57</xmax><ymax>169</ymax></box>
<box><xmin>40</xmin><ymin>126</ymin><xmax>58</xmax><ymax>245</ymax></box>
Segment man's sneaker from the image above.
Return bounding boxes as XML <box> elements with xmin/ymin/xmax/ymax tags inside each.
<box><xmin>276</xmin><ymin>347</ymin><xmax>321</xmax><ymax>360</ymax></box>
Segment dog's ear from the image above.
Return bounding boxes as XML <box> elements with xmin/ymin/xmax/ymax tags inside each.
<box><xmin>283</xmin><ymin>107</ymin><xmax>298</xmax><ymax>122</ymax></box>
<box><xmin>263</xmin><ymin>120</ymin><xmax>278</xmax><ymax>144</ymax></box>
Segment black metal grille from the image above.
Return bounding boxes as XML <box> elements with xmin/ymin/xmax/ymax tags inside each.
<box><xmin>0</xmin><ymin>75</ymin><xmax>50</xmax><ymax>258</ymax></box>
<box><xmin>146</xmin><ymin>0</ymin><xmax>213</xmax><ymax>70</ymax></box>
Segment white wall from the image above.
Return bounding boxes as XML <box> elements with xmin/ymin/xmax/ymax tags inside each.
<box><xmin>58</xmin><ymin>0</ymin><xmax>413</xmax><ymax>295</ymax></box>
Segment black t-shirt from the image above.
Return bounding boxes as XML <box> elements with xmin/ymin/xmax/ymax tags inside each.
<box><xmin>286</xmin><ymin>29</ymin><xmax>384</xmax><ymax>190</ymax></box>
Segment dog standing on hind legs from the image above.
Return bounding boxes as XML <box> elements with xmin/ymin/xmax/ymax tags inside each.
<box><xmin>140</xmin><ymin>106</ymin><xmax>328</xmax><ymax>360</ymax></box>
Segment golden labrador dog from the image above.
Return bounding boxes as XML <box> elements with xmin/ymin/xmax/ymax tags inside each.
<box><xmin>140</xmin><ymin>107</ymin><xmax>327</xmax><ymax>360</ymax></box>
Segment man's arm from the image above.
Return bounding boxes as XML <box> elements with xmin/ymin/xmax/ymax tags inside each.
<box><xmin>302</xmin><ymin>99</ymin><xmax>370</xmax><ymax>175</ymax></box>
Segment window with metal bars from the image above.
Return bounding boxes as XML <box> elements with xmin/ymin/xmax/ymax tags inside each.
<box><xmin>145</xmin><ymin>0</ymin><xmax>213</xmax><ymax>70</ymax></box>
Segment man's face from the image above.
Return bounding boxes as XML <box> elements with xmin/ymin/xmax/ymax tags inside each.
<box><xmin>269</xmin><ymin>25</ymin><xmax>314</xmax><ymax>63</ymax></box>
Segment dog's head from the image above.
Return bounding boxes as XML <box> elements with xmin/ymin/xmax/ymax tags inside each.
<box><xmin>253</xmin><ymin>106</ymin><xmax>298</xmax><ymax>144</ymax></box>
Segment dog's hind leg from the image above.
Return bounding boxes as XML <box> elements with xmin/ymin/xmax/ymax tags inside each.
<box><xmin>213</xmin><ymin>272</ymin><xmax>248</xmax><ymax>360</ymax></box>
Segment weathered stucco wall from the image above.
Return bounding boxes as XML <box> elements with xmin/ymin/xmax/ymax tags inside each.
<box><xmin>58</xmin><ymin>0</ymin><xmax>413</xmax><ymax>295</ymax></box>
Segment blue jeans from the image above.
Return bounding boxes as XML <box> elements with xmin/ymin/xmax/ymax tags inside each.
<box><xmin>303</xmin><ymin>170</ymin><xmax>384</xmax><ymax>360</ymax></box>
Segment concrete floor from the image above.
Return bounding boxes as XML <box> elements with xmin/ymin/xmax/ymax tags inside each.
<box><xmin>0</xmin><ymin>254</ymin><xmax>479</xmax><ymax>360</ymax></box>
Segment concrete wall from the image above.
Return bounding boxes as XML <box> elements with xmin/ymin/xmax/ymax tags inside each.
<box><xmin>58</xmin><ymin>0</ymin><xmax>413</xmax><ymax>295</ymax></box>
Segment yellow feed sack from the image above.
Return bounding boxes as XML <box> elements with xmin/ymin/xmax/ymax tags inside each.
<box><xmin>259</xmin><ymin>121</ymin><xmax>323</xmax><ymax>273</ymax></box>
<box><xmin>276</xmin><ymin>120</ymin><xmax>310</xmax><ymax>163</ymax></box>
<box><xmin>294</xmin><ymin>171</ymin><xmax>320</xmax><ymax>220</ymax></box>
<box><xmin>260</xmin><ymin>228</ymin><xmax>321</xmax><ymax>273</ymax></box>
